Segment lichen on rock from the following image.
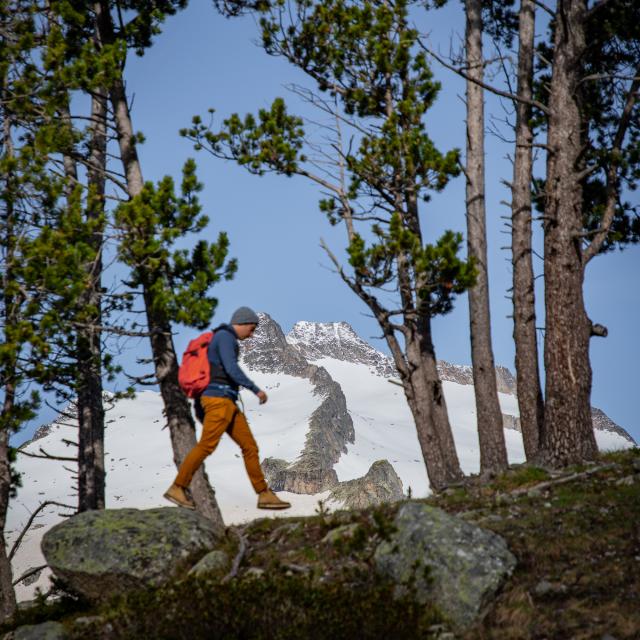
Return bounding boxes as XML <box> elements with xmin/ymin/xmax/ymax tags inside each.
<box><xmin>374</xmin><ymin>502</ymin><xmax>516</xmax><ymax>630</ymax></box>
<box><xmin>41</xmin><ymin>507</ymin><xmax>221</xmax><ymax>604</ymax></box>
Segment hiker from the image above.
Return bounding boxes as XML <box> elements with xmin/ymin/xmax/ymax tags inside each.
<box><xmin>164</xmin><ymin>306</ymin><xmax>291</xmax><ymax>510</ymax></box>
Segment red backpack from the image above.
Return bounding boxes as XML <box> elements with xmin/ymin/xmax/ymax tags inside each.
<box><xmin>178</xmin><ymin>331</ymin><xmax>214</xmax><ymax>398</ymax></box>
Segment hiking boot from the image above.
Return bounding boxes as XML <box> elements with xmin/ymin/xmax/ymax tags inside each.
<box><xmin>164</xmin><ymin>483</ymin><xmax>196</xmax><ymax>510</ymax></box>
<box><xmin>257</xmin><ymin>488</ymin><xmax>291</xmax><ymax>510</ymax></box>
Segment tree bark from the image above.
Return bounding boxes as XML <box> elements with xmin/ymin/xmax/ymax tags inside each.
<box><xmin>408</xmin><ymin>315</ymin><xmax>464</xmax><ymax>489</ymax></box>
<box><xmin>143</xmin><ymin>299</ymin><xmax>225</xmax><ymax>531</ymax></box>
<box><xmin>541</xmin><ymin>0</ymin><xmax>597</xmax><ymax>466</ymax></box>
<box><xmin>465</xmin><ymin>0</ymin><xmax>508</xmax><ymax>475</ymax></box>
<box><xmin>344</xmin><ymin>279</ymin><xmax>462</xmax><ymax>492</ymax></box>
<box><xmin>511</xmin><ymin>0</ymin><xmax>544</xmax><ymax>460</ymax></box>
<box><xmin>0</xmin><ymin>108</ymin><xmax>17</xmax><ymax>623</ymax></box>
<box><xmin>95</xmin><ymin>1</ymin><xmax>224</xmax><ymax>530</ymax></box>
<box><xmin>0</xmin><ymin>407</ymin><xmax>16</xmax><ymax>622</ymax></box>
<box><xmin>77</xmin><ymin>89</ymin><xmax>107</xmax><ymax>511</ymax></box>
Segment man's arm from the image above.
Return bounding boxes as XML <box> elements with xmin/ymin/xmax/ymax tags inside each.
<box><xmin>217</xmin><ymin>331</ymin><xmax>262</xmax><ymax>395</ymax></box>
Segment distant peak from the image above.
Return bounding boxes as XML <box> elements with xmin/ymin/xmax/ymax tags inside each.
<box><xmin>287</xmin><ymin>321</ymin><xmax>396</xmax><ymax>377</ymax></box>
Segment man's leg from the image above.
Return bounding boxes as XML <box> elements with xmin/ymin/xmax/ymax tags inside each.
<box><xmin>165</xmin><ymin>397</ymin><xmax>235</xmax><ymax>508</ymax></box>
<box><xmin>227</xmin><ymin>410</ymin><xmax>290</xmax><ymax>509</ymax></box>
<box><xmin>226</xmin><ymin>409</ymin><xmax>268</xmax><ymax>493</ymax></box>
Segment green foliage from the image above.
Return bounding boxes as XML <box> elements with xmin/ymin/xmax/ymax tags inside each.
<box><xmin>8</xmin><ymin>446</ymin><xmax>23</xmax><ymax>498</ymax></box>
<box><xmin>0</xmin><ymin>584</ymin><xmax>88</xmax><ymax>636</ymax></box>
<box><xmin>185</xmin><ymin>0</ymin><xmax>474</xmax><ymax>328</ymax></box>
<box><xmin>530</xmin><ymin>0</ymin><xmax>640</xmax><ymax>254</ymax></box>
<box><xmin>77</xmin><ymin>572</ymin><xmax>443</xmax><ymax>639</ymax></box>
<box><xmin>489</xmin><ymin>465</ymin><xmax>550</xmax><ymax>492</ymax></box>
<box><xmin>116</xmin><ymin>159</ymin><xmax>236</xmax><ymax>329</ymax></box>
<box><xmin>182</xmin><ymin>100</ymin><xmax>306</xmax><ymax>176</ymax></box>
<box><xmin>348</xmin><ymin>221</ymin><xmax>476</xmax><ymax>315</ymax></box>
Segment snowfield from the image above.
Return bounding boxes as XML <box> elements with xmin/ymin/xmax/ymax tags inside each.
<box><xmin>6</xmin><ymin>337</ymin><xmax>634</xmax><ymax>602</ymax></box>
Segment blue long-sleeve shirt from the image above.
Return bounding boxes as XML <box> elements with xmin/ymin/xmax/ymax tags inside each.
<box><xmin>202</xmin><ymin>324</ymin><xmax>260</xmax><ymax>400</ymax></box>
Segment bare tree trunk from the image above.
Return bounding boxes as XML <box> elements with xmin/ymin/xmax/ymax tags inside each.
<box><xmin>0</xmin><ymin>409</ymin><xmax>16</xmax><ymax>622</ymax></box>
<box><xmin>1</xmin><ymin>110</ymin><xmax>17</xmax><ymax>622</ymax></box>
<box><xmin>143</xmin><ymin>297</ymin><xmax>225</xmax><ymax>531</ymax></box>
<box><xmin>465</xmin><ymin>0</ymin><xmax>508</xmax><ymax>475</ymax></box>
<box><xmin>541</xmin><ymin>0</ymin><xmax>597</xmax><ymax>466</ymax></box>
<box><xmin>511</xmin><ymin>0</ymin><xmax>544</xmax><ymax>461</ymax></box>
<box><xmin>342</xmin><ymin>277</ymin><xmax>462</xmax><ymax>492</ymax></box>
<box><xmin>77</xmin><ymin>89</ymin><xmax>107</xmax><ymax>511</ymax></box>
<box><xmin>403</xmin><ymin>317</ymin><xmax>463</xmax><ymax>491</ymax></box>
<box><xmin>94</xmin><ymin>1</ymin><xmax>224</xmax><ymax>530</ymax></box>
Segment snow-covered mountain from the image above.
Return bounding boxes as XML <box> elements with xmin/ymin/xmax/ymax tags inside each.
<box><xmin>6</xmin><ymin>313</ymin><xmax>635</xmax><ymax>601</ymax></box>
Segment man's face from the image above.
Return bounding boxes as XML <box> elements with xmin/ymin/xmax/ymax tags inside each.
<box><xmin>235</xmin><ymin>323</ymin><xmax>258</xmax><ymax>340</ymax></box>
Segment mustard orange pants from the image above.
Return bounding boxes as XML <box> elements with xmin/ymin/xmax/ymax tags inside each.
<box><xmin>175</xmin><ymin>396</ymin><xmax>267</xmax><ymax>493</ymax></box>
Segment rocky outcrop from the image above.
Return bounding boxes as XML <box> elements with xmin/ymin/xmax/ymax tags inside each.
<box><xmin>188</xmin><ymin>550</ymin><xmax>231</xmax><ymax>578</ymax></box>
<box><xmin>329</xmin><ymin>460</ymin><xmax>403</xmax><ymax>509</ymax></box>
<box><xmin>436</xmin><ymin>361</ymin><xmax>518</xmax><ymax>395</ymax></box>
<box><xmin>502</xmin><ymin>413</ymin><xmax>521</xmax><ymax>432</ymax></box>
<box><xmin>259</xmin><ymin>361</ymin><xmax>353</xmax><ymax>493</ymax></box>
<box><xmin>41</xmin><ymin>508</ymin><xmax>221</xmax><ymax>604</ymax></box>
<box><xmin>287</xmin><ymin>321</ymin><xmax>396</xmax><ymax>377</ymax></box>
<box><xmin>374</xmin><ymin>502</ymin><xmax>516</xmax><ymax>631</ymax></box>
<box><xmin>592</xmin><ymin>407</ymin><xmax>636</xmax><ymax>444</ymax></box>
<box><xmin>262</xmin><ymin>455</ymin><xmax>339</xmax><ymax>494</ymax></box>
<box><xmin>241</xmin><ymin>312</ymin><xmax>309</xmax><ymax>377</ymax></box>
<box><xmin>495</xmin><ymin>366</ymin><xmax>518</xmax><ymax>395</ymax></box>
<box><xmin>289</xmin><ymin>366</ymin><xmax>354</xmax><ymax>488</ymax></box>
<box><xmin>500</xmin><ymin>408</ymin><xmax>635</xmax><ymax>443</ymax></box>
<box><xmin>247</xmin><ymin>314</ymin><xmax>354</xmax><ymax>493</ymax></box>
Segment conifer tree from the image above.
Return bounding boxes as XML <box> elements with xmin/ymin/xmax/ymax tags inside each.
<box><xmin>115</xmin><ymin>160</ymin><xmax>235</xmax><ymax>530</ymax></box>
<box><xmin>536</xmin><ymin>0</ymin><xmax>640</xmax><ymax>466</ymax></box>
<box><xmin>11</xmin><ymin>3</ymin><xmax>124</xmax><ymax>513</ymax></box>
<box><xmin>87</xmin><ymin>0</ymin><xmax>231</xmax><ymax>528</ymax></box>
<box><xmin>186</xmin><ymin>0</ymin><xmax>476</xmax><ymax>491</ymax></box>
<box><xmin>433</xmin><ymin>0</ymin><xmax>639</xmax><ymax>467</ymax></box>
<box><xmin>0</xmin><ymin>3</ymin><xmax>58</xmax><ymax>615</ymax></box>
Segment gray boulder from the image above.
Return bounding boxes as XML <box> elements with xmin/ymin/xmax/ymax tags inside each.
<box><xmin>374</xmin><ymin>502</ymin><xmax>516</xmax><ymax>630</ymax></box>
<box><xmin>41</xmin><ymin>507</ymin><xmax>221</xmax><ymax>603</ymax></box>
<box><xmin>188</xmin><ymin>549</ymin><xmax>231</xmax><ymax>577</ymax></box>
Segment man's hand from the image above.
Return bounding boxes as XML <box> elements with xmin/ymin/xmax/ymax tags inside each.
<box><xmin>257</xmin><ymin>390</ymin><xmax>268</xmax><ymax>405</ymax></box>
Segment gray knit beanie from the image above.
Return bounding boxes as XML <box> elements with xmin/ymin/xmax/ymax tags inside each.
<box><xmin>230</xmin><ymin>306</ymin><xmax>260</xmax><ymax>325</ymax></box>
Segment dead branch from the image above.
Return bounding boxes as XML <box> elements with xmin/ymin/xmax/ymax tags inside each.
<box><xmin>18</xmin><ymin>447</ymin><xmax>76</xmax><ymax>462</ymax></box>
<box><xmin>510</xmin><ymin>464</ymin><xmax>615</xmax><ymax>496</ymax></box>
<box><xmin>9</xmin><ymin>500</ymin><xmax>76</xmax><ymax>561</ymax></box>
<box><xmin>222</xmin><ymin>526</ymin><xmax>247</xmax><ymax>583</ymax></box>
<box><xmin>12</xmin><ymin>564</ymin><xmax>48</xmax><ymax>587</ymax></box>
<box><xmin>422</xmin><ymin>43</ymin><xmax>551</xmax><ymax>116</ymax></box>
<box><xmin>583</xmin><ymin>71</ymin><xmax>640</xmax><ymax>264</ymax></box>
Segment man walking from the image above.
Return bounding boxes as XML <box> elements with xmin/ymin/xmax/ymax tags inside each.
<box><xmin>164</xmin><ymin>307</ymin><xmax>291</xmax><ymax>510</ymax></box>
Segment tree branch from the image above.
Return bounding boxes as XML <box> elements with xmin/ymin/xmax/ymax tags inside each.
<box><xmin>422</xmin><ymin>43</ymin><xmax>551</xmax><ymax>115</ymax></box>
<box><xmin>222</xmin><ymin>526</ymin><xmax>247</xmax><ymax>583</ymax></box>
<box><xmin>12</xmin><ymin>564</ymin><xmax>48</xmax><ymax>587</ymax></box>
<box><xmin>18</xmin><ymin>447</ymin><xmax>76</xmax><ymax>462</ymax></box>
<box><xmin>583</xmin><ymin>71</ymin><xmax>640</xmax><ymax>264</ymax></box>
<box><xmin>9</xmin><ymin>501</ymin><xmax>76</xmax><ymax>561</ymax></box>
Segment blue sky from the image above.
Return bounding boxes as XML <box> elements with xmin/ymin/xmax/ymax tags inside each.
<box><xmin>17</xmin><ymin>1</ymin><xmax>640</xmax><ymax>445</ymax></box>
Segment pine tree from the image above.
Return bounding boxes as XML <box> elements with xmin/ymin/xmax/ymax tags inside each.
<box><xmin>436</xmin><ymin>0</ymin><xmax>639</xmax><ymax>467</ymax></box>
<box><xmin>536</xmin><ymin>0</ymin><xmax>640</xmax><ymax>466</ymax></box>
<box><xmin>115</xmin><ymin>160</ymin><xmax>235</xmax><ymax>530</ymax></box>
<box><xmin>87</xmin><ymin>0</ymin><xmax>230</xmax><ymax>529</ymax></box>
<box><xmin>185</xmin><ymin>0</ymin><xmax>477</xmax><ymax>491</ymax></box>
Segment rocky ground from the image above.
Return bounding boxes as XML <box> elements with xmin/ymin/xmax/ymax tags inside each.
<box><xmin>3</xmin><ymin>448</ymin><xmax>639</xmax><ymax>640</ymax></box>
